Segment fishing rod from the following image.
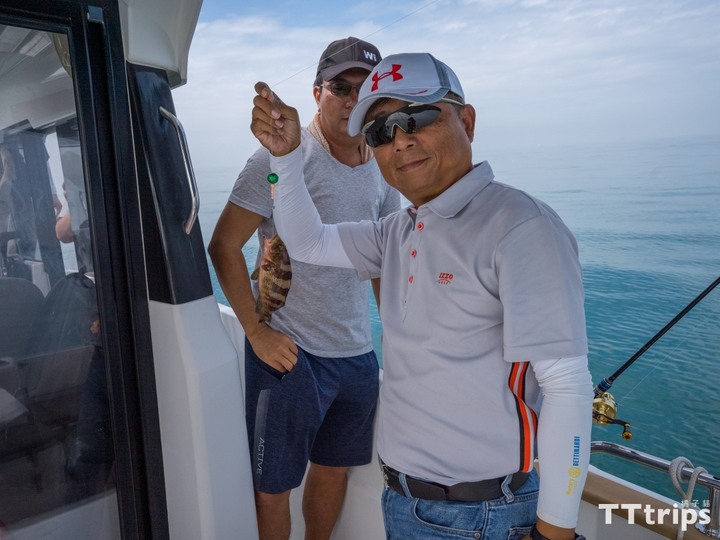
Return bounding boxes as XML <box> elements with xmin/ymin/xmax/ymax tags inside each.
<box><xmin>592</xmin><ymin>274</ymin><xmax>720</xmax><ymax>440</ymax></box>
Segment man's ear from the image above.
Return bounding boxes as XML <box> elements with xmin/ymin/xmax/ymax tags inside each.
<box><xmin>460</xmin><ymin>104</ymin><xmax>476</xmax><ymax>143</ymax></box>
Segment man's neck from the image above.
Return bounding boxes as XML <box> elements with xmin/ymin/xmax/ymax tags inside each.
<box><xmin>326</xmin><ymin>137</ymin><xmax>364</xmax><ymax>168</ymax></box>
<box><xmin>310</xmin><ymin>113</ymin><xmax>367</xmax><ymax>168</ymax></box>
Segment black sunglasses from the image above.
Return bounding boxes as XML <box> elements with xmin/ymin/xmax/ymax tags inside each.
<box><xmin>321</xmin><ymin>80</ymin><xmax>363</xmax><ymax>98</ymax></box>
<box><xmin>361</xmin><ymin>104</ymin><xmax>442</xmax><ymax>148</ymax></box>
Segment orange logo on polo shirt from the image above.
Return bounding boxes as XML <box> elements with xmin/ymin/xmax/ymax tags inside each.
<box><xmin>437</xmin><ymin>272</ymin><xmax>454</xmax><ymax>285</ymax></box>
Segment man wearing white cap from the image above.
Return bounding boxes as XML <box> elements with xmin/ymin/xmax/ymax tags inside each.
<box><xmin>250</xmin><ymin>53</ymin><xmax>591</xmax><ymax>540</ymax></box>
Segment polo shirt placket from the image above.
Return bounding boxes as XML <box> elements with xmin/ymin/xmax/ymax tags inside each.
<box><xmin>403</xmin><ymin>207</ymin><xmax>424</xmax><ymax>322</ymax></box>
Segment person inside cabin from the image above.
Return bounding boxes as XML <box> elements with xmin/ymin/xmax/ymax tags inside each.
<box><xmin>0</xmin><ymin>144</ymin><xmax>14</xmax><ymax>232</ymax></box>
<box><xmin>208</xmin><ymin>38</ymin><xmax>400</xmax><ymax>539</ymax></box>
<box><xmin>249</xmin><ymin>53</ymin><xmax>592</xmax><ymax>540</ymax></box>
<box><xmin>0</xmin><ymin>144</ymin><xmax>18</xmax><ymax>270</ymax></box>
<box><xmin>55</xmin><ymin>183</ymin><xmax>74</xmax><ymax>244</ymax></box>
<box><xmin>65</xmin><ymin>312</ymin><xmax>112</xmax><ymax>504</ymax></box>
<box><xmin>55</xmin><ymin>181</ymin><xmax>111</xmax><ymax>503</ymax></box>
<box><xmin>0</xmin><ymin>141</ymin><xmax>59</xmax><ymax>276</ymax></box>
<box><xmin>57</xmin><ymin>144</ymin><xmax>93</xmax><ymax>274</ymax></box>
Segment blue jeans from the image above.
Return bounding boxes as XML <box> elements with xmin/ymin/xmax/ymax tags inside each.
<box><xmin>382</xmin><ymin>469</ymin><xmax>539</xmax><ymax>539</ymax></box>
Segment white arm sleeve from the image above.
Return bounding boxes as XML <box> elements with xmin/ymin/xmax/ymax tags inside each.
<box><xmin>269</xmin><ymin>148</ymin><xmax>353</xmax><ymax>268</ymax></box>
<box><xmin>531</xmin><ymin>355</ymin><xmax>594</xmax><ymax>528</ymax></box>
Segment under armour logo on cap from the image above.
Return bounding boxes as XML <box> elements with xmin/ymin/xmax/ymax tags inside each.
<box><xmin>371</xmin><ymin>64</ymin><xmax>403</xmax><ymax>92</ymax></box>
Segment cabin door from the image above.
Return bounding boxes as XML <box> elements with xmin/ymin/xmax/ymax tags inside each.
<box><xmin>0</xmin><ymin>2</ymin><xmax>167</xmax><ymax>539</ymax></box>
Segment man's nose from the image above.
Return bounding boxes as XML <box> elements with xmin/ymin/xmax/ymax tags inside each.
<box><xmin>392</xmin><ymin>127</ymin><xmax>415</xmax><ymax>149</ymax></box>
<box><xmin>345</xmin><ymin>86</ymin><xmax>361</xmax><ymax>105</ymax></box>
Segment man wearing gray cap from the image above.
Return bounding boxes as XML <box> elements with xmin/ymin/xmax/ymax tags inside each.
<box><xmin>250</xmin><ymin>52</ymin><xmax>591</xmax><ymax>540</ymax></box>
<box><xmin>210</xmin><ymin>38</ymin><xmax>399</xmax><ymax>540</ymax></box>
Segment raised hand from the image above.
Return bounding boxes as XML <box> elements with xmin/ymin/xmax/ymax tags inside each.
<box><xmin>250</xmin><ymin>82</ymin><xmax>301</xmax><ymax>157</ymax></box>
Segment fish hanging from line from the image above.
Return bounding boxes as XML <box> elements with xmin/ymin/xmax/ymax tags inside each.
<box><xmin>251</xmin><ymin>234</ymin><xmax>292</xmax><ymax>323</ymax></box>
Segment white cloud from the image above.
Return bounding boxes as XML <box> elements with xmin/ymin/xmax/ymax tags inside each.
<box><xmin>173</xmin><ymin>0</ymin><xmax>720</xmax><ymax>180</ymax></box>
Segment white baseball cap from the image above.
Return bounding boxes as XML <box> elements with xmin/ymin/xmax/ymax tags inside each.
<box><xmin>348</xmin><ymin>52</ymin><xmax>465</xmax><ymax>136</ymax></box>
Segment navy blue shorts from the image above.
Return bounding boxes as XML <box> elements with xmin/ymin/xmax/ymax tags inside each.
<box><xmin>244</xmin><ymin>338</ymin><xmax>379</xmax><ymax>494</ymax></box>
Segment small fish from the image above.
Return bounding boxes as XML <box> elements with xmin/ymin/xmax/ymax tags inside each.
<box><xmin>250</xmin><ymin>234</ymin><xmax>292</xmax><ymax>323</ymax></box>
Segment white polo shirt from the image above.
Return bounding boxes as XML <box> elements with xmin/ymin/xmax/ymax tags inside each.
<box><xmin>336</xmin><ymin>161</ymin><xmax>588</xmax><ymax>485</ymax></box>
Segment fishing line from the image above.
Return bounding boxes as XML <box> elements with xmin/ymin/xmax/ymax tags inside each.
<box><xmin>594</xmin><ymin>274</ymin><xmax>720</xmax><ymax>395</ymax></box>
<box><xmin>269</xmin><ymin>0</ymin><xmax>445</xmax><ymax>89</ymax></box>
<box><xmin>617</xmin><ymin>294</ymin><xmax>720</xmax><ymax>404</ymax></box>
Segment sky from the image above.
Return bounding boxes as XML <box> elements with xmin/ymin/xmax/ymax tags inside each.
<box><xmin>172</xmin><ymin>0</ymin><xmax>720</xmax><ymax>177</ymax></box>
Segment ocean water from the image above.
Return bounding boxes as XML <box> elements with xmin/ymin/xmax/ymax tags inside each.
<box><xmin>196</xmin><ymin>134</ymin><xmax>720</xmax><ymax>502</ymax></box>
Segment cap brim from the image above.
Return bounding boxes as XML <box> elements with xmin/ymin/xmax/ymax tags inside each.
<box><xmin>320</xmin><ymin>61</ymin><xmax>375</xmax><ymax>82</ymax></box>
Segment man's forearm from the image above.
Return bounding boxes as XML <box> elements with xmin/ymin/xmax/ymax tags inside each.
<box><xmin>210</xmin><ymin>244</ymin><xmax>267</xmax><ymax>338</ymax></box>
<box><xmin>533</xmin><ymin>356</ymin><xmax>593</xmax><ymax>528</ymax></box>
<box><xmin>270</xmin><ymin>148</ymin><xmax>353</xmax><ymax>268</ymax></box>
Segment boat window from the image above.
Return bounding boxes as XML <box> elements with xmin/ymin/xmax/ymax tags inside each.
<box><xmin>0</xmin><ymin>24</ymin><xmax>120</xmax><ymax>537</ymax></box>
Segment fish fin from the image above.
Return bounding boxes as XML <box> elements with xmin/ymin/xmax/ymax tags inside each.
<box><xmin>250</xmin><ymin>268</ymin><xmax>259</xmax><ymax>280</ymax></box>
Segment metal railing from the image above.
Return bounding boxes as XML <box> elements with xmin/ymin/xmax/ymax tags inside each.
<box><xmin>591</xmin><ymin>441</ymin><xmax>720</xmax><ymax>538</ymax></box>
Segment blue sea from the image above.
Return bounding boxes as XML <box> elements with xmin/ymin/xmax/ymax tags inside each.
<box><xmin>196</xmin><ymin>134</ymin><xmax>720</xmax><ymax>502</ymax></box>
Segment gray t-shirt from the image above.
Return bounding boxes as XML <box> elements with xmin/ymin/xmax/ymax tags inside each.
<box><xmin>230</xmin><ymin>130</ymin><xmax>400</xmax><ymax>357</ymax></box>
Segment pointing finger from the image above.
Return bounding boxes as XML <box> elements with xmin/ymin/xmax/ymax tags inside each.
<box><xmin>254</xmin><ymin>81</ymin><xmax>293</xmax><ymax>120</ymax></box>
<box><xmin>251</xmin><ymin>81</ymin><xmax>301</xmax><ymax>156</ymax></box>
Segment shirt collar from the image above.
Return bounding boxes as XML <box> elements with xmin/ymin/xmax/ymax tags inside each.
<box><xmin>423</xmin><ymin>161</ymin><xmax>495</xmax><ymax>218</ymax></box>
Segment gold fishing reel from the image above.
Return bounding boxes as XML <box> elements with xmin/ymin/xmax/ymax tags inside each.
<box><xmin>592</xmin><ymin>391</ymin><xmax>633</xmax><ymax>440</ymax></box>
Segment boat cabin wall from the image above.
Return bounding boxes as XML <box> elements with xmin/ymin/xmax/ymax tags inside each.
<box><xmin>118</xmin><ymin>0</ymin><xmax>202</xmax><ymax>88</ymax></box>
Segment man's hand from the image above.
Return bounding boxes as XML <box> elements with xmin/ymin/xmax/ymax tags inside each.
<box><xmin>522</xmin><ymin>519</ymin><xmax>579</xmax><ymax>540</ymax></box>
<box><xmin>247</xmin><ymin>323</ymin><xmax>298</xmax><ymax>373</ymax></box>
<box><xmin>250</xmin><ymin>82</ymin><xmax>301</xmax><ymax>157</ymax></box>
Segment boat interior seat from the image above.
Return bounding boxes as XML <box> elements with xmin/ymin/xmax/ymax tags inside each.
<box><xmin>0</xmin><ymin>276</ymin><xmax>44</xmax><ymax>361</ymax></box>
<box><xmin>0</xmin><ymin>273</ymin><xmax>97</xmax><ymax>459</ymax></box>
<box><xmin>0</xmin><ymin>277</ymin><xmax>49</xmax><ymax>460</ymax></box>
<box><xmin>0</xmin><ymin>277</ymin><xmax>43</xmax><ymax>429</ymax></box>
